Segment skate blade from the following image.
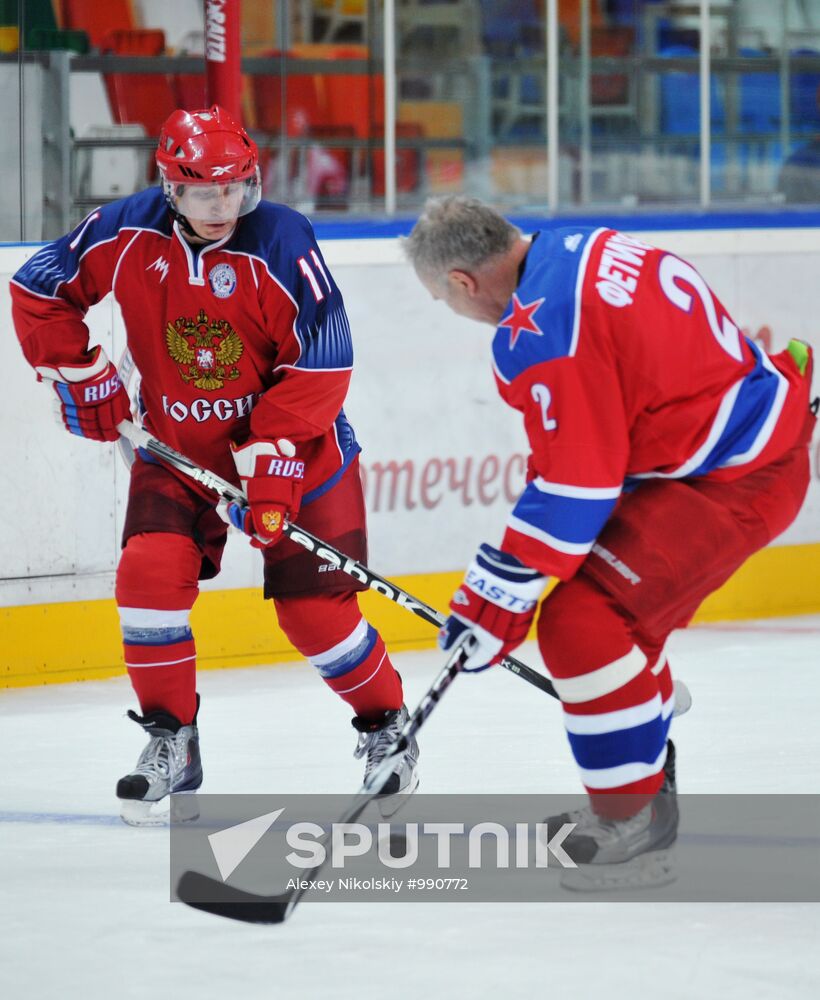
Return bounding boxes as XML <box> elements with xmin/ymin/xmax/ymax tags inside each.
<box><xmin>560</xmin><ymin>847</ymin><xmax>678</xmax><ymax>893</ymax></box>
<box><xmin>119</xmin><ymin>792</ymin><xmax>200</xmax><ymax>828</ymax></box>
<box><xmin>120</xmin><ymin>798</ymin><xmax>170</xmax><ymax>827</ymax></box>
<box><xmin>376</xmin><ymin>771</ymin><xmax>420</xmax><ymax>819</ymax></box>
<box><xmin>672</xmin><ymin>679</ymin><xmax>693</xmax><ymax>718</ymax></box>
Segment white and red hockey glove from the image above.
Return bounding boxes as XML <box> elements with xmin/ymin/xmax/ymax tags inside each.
<box><xmin>225</xmin><ymin>438</ymin><xmax>305</xmax><ymax>547</ymax></box>
<box><xmin>36</xmin><ymin>347</ymin><xmax>131</xmax><ymax>442</ymax></box>
<box><xmin>438</xmin><ymin>543</ymin><xmax>547</xmax><ymax>671</ymax></box>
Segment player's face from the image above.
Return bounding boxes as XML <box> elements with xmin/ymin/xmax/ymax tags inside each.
<box><xmin>420</xmin><ymin>271</ymin><xmax>498</xmax><ymax>325</ymax></box>
<box><xmin>178</xmin><ymin>181</ymin><xmax>245</xmax><ymax>239</ymax></box>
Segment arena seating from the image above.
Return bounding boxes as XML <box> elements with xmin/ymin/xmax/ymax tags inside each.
<box><xmin>61</xmin><ymin>0</ymin><xmax>135</xmax><ymax>49</ymax></box>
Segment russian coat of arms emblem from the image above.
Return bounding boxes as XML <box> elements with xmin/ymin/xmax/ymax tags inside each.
<box><xmin>165</xmin><ymin>309</ymin><xmax>244</xmax><ymax>391</ymax></box>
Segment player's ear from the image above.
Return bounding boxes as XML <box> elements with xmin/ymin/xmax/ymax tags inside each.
<box><xmin>448</xmin><ymin>269</ymin><xmax>477</xmax><ymax>296</ymax></box>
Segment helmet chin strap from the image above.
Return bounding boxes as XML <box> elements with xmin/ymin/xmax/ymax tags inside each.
<box><xmin>168</xmin><ymin>206</ymin><xmax>226</xmax><ymax>245</ymax></box>
<box><xmin>161</xmin><ymin>187</ymin><xmax>218</xmax><ymax>244</ymax></box>
<box><xmin>167</xmin><ymin>206</ymin><xmax>203</xmax><ymax>241</ymax></box>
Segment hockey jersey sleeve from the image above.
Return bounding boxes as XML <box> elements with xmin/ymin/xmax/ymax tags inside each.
<box><xmin>11</xmin><ymin>205</ymin><xmax>129</xmax><ymax>373</ymax></box>
<box><xmin>498</xmin><ymin>353</ymin><xmax>630</xmax><ymax>580</ymax></box>
<box><xmin>249</xmin><ymin>215</ymin><xmax>353</xmax><ymax>444</ymax></box>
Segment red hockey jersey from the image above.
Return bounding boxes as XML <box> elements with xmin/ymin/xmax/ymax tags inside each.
<box><xmin>11</xmin><ymin>187</ymin><xmax>360</xmax><ymax>504</ymax></box>
<box><xmin>493</xmin><ymin>227</ymin><xmax>812</xmax><ymax>579</ymax></box>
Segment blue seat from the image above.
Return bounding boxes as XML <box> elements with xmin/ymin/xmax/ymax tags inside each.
<box><xmin>732</xmin><ymin>48</ymin><xmax>781</xmax><ymax>195</ymax></box>
<box><xmin>659</xmin><ymin>45</ymin><xmax>725</xmax><ymax>136</ymax></box>
<box><xmin>658</xmin><ymin>44</ymin><xmax>728</xmax><ymax>188</ymax></box>
<box><xmin>739</xmin><ymin>47</ymin><xmax>779</xmax><ymax>134</ymax></box>
<box><xmin>481</xmin><ymin>0</ymin><xmax>545</xmax><ymax>139</ymax></box>
<box><xmin>789</xmin><ymin>48</ymin><xmax>820</xmax><ymax>134</ymax></box>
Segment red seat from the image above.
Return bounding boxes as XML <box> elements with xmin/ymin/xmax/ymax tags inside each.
<box><xmin>101</xmin><ymin>29</ymin><xmax>176</xmax><ymax>138</ymax></box>
<box><xmin>61</xmin><ymin>0</ymin><xmax>136</xmax><ymax>50</ymax></box>
<box><xmin>100</xmin><ymin>29</ymin><xmax>176</xmax><ymax>182</ymax></box>
<box><xmin>251</xmin><ymin>48</ymin><xmax>412</xmax><ymax>204</ymax></box>
<box><xmin>590</xmin><ymin>26</ymin><xmax>634</xmax><ymax>106</ymax></box>
<box><xmin>323</xmin><ymin>71</ymin><xmax>385</xmax><ymax>138</ymax></box>
<box><xmin>252</xmin><ymin>51</ymin><xmax>355</xmax><ymax>204</ymax></box>
<box><xmin>308</xmin><ymin>56</ymin><xmax>390</xmax><ymax>199</ymax></box>
<box><xmin>172</xmin><ymin>74</ymin><xmax>207</xmax><ymax>112</ymax></box>
<box><xmin>101</xmin><ymin>28</ymin><xmax>165</xmax><ymax>56</ymax></box>
<box><xmin>252</xmin><ymin>58</ymin><xmax>325</xmax><ymax>138</ymax></box>
<box><xmin>286</xmin><ymin>44</ymin><xmax>385</xmax><ymax>140</ymax></box>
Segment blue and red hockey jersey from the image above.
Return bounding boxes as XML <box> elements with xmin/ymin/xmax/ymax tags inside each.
<box><xmin>494</xmin><ymin>227</ymin><xmax>812</xmax><ymax>578</ymax></box>
<box><xmin>11</xmin><ymin>186</ymin><xmax>359</xmax><ymax>503</ymax></box>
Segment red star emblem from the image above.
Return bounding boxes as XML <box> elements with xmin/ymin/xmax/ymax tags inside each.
<box><xmin>499</xmin><ymin>294</ymin><xmax>545</xmax><ymax>349</ymax></box>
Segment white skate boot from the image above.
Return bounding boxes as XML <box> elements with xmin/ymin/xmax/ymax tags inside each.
<box><xmin>117</xmin><ymin>698</ymin><xmax>202</xmax><ymax>827</ymax></box>
<box><xmin>352</xmin><ymin>705</ymin><xmax>419</xmax><ymax>816</ymax></box>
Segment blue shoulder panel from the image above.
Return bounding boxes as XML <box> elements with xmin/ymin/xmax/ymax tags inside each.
<box><xmin>234</xmin><ymin>202</ymin><xmax>354</xmax><ymax>371</ymax></box>
<box><xmin>491</xmin><ymin>226</ymin><xmax>600</xmax><ymax>385</ymax></box>
<box><xmin>14</xmin><ymin>186</ymin><xmax>171</xmax><ymax>297</ymax></box>
<box><xmin>232</xmin><ymin>200</ymin><xmax>315</xmax><ymax>261</ymax></box>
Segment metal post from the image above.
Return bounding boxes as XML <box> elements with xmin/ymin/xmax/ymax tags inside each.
<box><xmin>41</xmin><ymin>51</ymin><xmax>72</xmax><ymax>238</ymax></box>
<box><xmin>277</xmin><ymin>1</ymin><xmax>288</xmax><ymax>201</ymax></box>
<box><xmin>580</xmin><ymin>0</ymin><xmax>591</xmax><ymax>205</ymax></box>
<box><xmin>468</xmin><ymin>54</ymin><xmax>493</xmax><ymax>198</ymax></box>
<box><xmin>205</xmin><ymin>0</ymin><xmax>242</xmax><ymax>121</ymax></box>
<box><xmin>546</xmin><ymin>0</ymin><xmax>559</xmax><ymax>211</ymax></box>
<box><xmin>699</xmin><ymin>0</ymin><xmax>711</xmax><ymax>208</ymax></box>
<box><xmin>384</xmin><ymin>0</ymin><xmax>397</xmax><ymax>214</ymax></box>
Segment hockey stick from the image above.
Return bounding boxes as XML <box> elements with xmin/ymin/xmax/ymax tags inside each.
<box><xmin>115</xmin><ymin>421</ymin><xmax>693</xmax><ymax>718</ymax></box>
<box><xmin>115</xmin><ymin>420</ymin><xmax>560</xmax><ymax>700</ymax></box>
<box><xmin>175</xmin><ymin>633</ymin><xmax>474</xmax><ymax>923</ymax></box>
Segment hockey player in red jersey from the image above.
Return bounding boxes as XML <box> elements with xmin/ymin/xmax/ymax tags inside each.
<box><xmin>404</xmin><ymin>196</ymin><xmax>816</xmax><ymax>884</ymax></box>
<box><xmin>11</xmin><ymin>106</ymin><xmax>419</xmax><ymax>824</ymax></box>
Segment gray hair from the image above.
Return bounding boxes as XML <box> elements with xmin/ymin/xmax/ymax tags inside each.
<box><xmin>401</xmin><ymin>196</ymin><xmax>521</xmax><ymax>288</ymax></box>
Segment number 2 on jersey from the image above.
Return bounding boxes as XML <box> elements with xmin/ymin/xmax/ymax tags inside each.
<box><xmin>658</xmin><ymin>255</ymin><xmax>743</xmax><ymax>361</ymax></box>
<box><xmin>531</xmin><ymin>383</ymin><xmax>558</xmax><ymax>431</ymax></box>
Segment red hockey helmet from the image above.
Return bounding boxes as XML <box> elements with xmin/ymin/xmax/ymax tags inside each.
<box><xmin>156</xmin><ymin>105</ymin><xmax>261</xmax><ymax>222</ymax></box>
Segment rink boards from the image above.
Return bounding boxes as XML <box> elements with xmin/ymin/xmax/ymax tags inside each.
<box><xmin>1</xmin><ymin>222</ymin><xmax>819</xmax><ymax>687</ymax></box>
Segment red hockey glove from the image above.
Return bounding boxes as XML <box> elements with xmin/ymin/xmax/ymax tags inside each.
<box><xmin>226</xmin><ymin>438</ymin><xmax>305</xmax><ymax>547</ymax></box>
<box><xmin>37</xmin><ymin>347</ymin><xmax>131</xmax><ymax>442</ymax></box>
<box><xmin>438</xmin><ymin>543</ymin><xmax>547</xmax><ymax>671</ymax></box>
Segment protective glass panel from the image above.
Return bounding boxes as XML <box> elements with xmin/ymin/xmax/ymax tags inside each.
<box><xmin>1</xmin><ymin>0</ymin><xmax>36</xmax><ymax>240</ymax></box>
<box><xmin>6</xmin><ymin>0</ymin><xmax>820</xmax><ymax>228</ymax></box>
<box><xmin>252</xmin><ymin>1</ymin><xmax>390</xmax><ymax>212</ymax></box>
<box><xmin>474</xmin><ymin>0</ymin><xmax>549</xmax><ymax>210</ymax></box>
<box><xmin>715</xmin><ymin>0</ymin><xmax>820</xmax><ymax>206</ymax></box>
<box><xmin>558</xmin><ymin>0</ymin><xmax>701</xmax><ymax>209</ymax></box>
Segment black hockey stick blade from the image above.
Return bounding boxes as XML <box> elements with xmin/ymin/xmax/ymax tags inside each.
<box><xmin>175</xmin><ymin>637</ymin><xmax>471</xmax><ymax>925</ymax></box>
<box><xmin>177</xmin><ymin>870</ymin><xmax>291</xmax><ymax>924</ymax></box>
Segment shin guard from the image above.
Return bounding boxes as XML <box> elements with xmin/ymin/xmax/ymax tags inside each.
<box><xmin>538</xmin><ymin>576</ymin><xmax>667</xmax><ymax>815</ymax></box>
<box><xmin>116</xmin><ymin>532</ymin><xmax>200</xmax><ymax>724</ymax></box>
<box><xmin>319</xmin><ymin>628</ymin><xmax>404</xmax><ymax>719</ymax></box>
<box><xmin>276</xmin><ymin>591</ymin><xmax>404</xmax><ymax>719</ymax></box>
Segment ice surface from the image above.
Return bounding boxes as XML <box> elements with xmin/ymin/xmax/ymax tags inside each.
<box><xmin>2</xmin><ymin>619</ymin><xmax>820</xmax><ymax>999</ymax></box>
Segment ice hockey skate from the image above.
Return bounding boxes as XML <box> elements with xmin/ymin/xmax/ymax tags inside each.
<box><xmin>546</xmin><ymin>740</ymin><xmax>679</xmax><ymax>893</ymax></box>
<box><xmin>117</xmin><ymin>698</ymin><xmax>203</xmax><ymax>827</ymax></box>
<box><xmin>352</xmin><ymin>704</ymin><xmax>419</xmax><ymax>817</ymax></box>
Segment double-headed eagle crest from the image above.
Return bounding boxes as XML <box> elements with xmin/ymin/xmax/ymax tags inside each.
<box><xmin>165</xmin><ymin>309</ymin><xmax>244</xmax><ymax>391</ymax></box>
